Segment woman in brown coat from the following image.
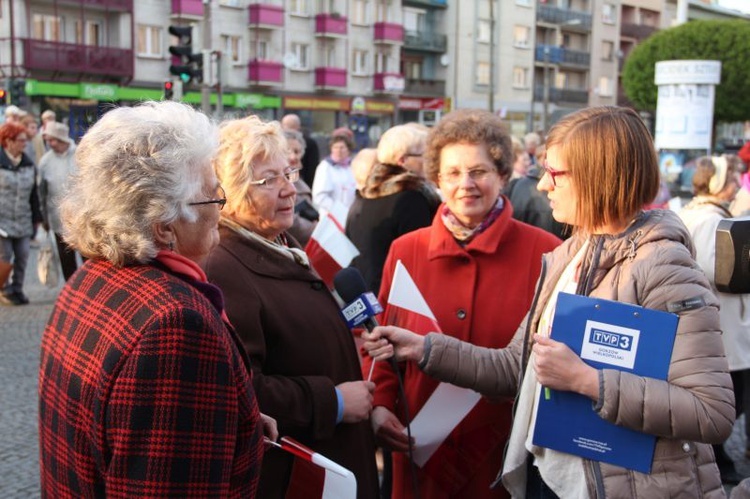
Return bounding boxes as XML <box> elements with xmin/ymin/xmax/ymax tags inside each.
<box><xmin>205</xmin><ymin>115</ymin><xmax>379</xmax><ymax>499</ymax></box>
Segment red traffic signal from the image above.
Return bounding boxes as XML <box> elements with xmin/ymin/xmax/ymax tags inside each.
<box><xmin>0</xmin><ymin>89</ymin><xmax>7</xmax><ymax>105</ymax></box>
<box><xmin>164</xmin><ymin>81</ymin><xmax>174</xmax><ymax>100</ymax></box>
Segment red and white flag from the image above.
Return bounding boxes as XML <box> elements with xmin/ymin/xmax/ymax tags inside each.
<box><xmin>304</xmin><ymin>212</ymin><xmax>359</xmax><ymax>289</ymax></box>
<box><xmin>385</xmin><ymin>260</ymin><xmax>482</xmax><ymax>467</ymax></box>
<box><xmin>269</xmin><ymin>437</ymin><xmax>357</xmax><ymax>499</ymax></box>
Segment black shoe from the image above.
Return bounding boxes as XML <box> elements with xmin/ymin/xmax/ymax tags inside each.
<box><xmin>12</xmin><ymin>291</ymin><xmax>29</xmax><ymax>305</ymax></box>
<box><xmin>0</xmin><ymin>292</ymin><xmax>21</xmax><ymax>306</ymax></box>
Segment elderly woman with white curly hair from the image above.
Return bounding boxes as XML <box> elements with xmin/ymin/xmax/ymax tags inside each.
<box><xmin>38</xmin><ymin>101</ymin><xmax>275</xmax><ymax>498</ymax></box>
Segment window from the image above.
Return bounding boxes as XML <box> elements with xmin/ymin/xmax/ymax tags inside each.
<box><xmin>602</xmin><ymin>4</ymin><xmax>616</xmax><ymax>24</ymax></box>
<box><xmin>253</xmin><ymin>40</ymin><xmax>269</xmax><ymax>60</ymax></box>
<box><xmin>289</xmin><ymin>0</ymin><xmax>310</xmax><ymax>16</ymax></box>
<box><xmin>513</xmin><ymin>25</ymin><xmax>530</xmax><ymax>48</ymax></box>
<box><xmin>404</xmin><ymin>60</ymin><xmax>421</xmax><ymax>79</ymax></box>
<box><xmin>476</xmin><ymin>61</ymin><xmax>490</xmax><ymax>85</ymax></box>
<box><xmin>477</xmin><ymin>19</ymin><xmax>491</xmax><ymax>44</ymax></box>
<box><xmin>601</xmin><ymin>40</ymin><xmax>614</xmax><ymax>61</ymax></box>
<box><xmin>317</xmin><ymin>0</ymin><xmax>335</xmax><ymax>13</ymax></box>
<box><xmin>515</xmin><ymin>0</ymin><xmax>531</xmax><ymax>5</ymax></box>
<box><xmin>325</xmin><ymin>46</ymin><xmax>336</xmax><ymax>66</ymax></box>
<box><xmin>375</xmin><ymin>0</ymin><xmax>393</xmax><ymax>22</ymax></box>
<box><xmin>352</xmin><ymin>0</ymin><xmax>370</xmax><ymax>25</ymax></box>
<box><xmin>76</xmin><ymin>20</ymin><xmax>101</xmax><ymax>46</ymax></box>
<box><xmin>32</xmin><ymin>14</ymin><xmax>62</xmax><ymax>41</ymax></box>
<box><xmin>137</xmin><ymin>25</ymin><xmax>162</xmax><ymax>57</ymax></box>
<box><xmin>222</xmin><ymin>35</ymin><xmax>242</xmax><ymax>64</ymax></box>
<box><xmin>219</xmin><ymin>0</ymin><xmax>241</xmax><ymax>6</ymax></box>
<box><xmin>352</xmin><ymin>49</ymin><xmax>368</xmax><ymax>75</ymax></box>
<box><xmin>291</xmin><ymin>43</ymin><xmax>310</xmax><ymax>69</ymax></box>
<box><xmin>403</xmin><ymin>8</ymin><xmax>425</xmax><ymax>32</ymax></box>
<box><xmin>598</xmin><ymin>76</ymin><xmax>613</xmax><ymax>97</ymax></box>
<box><xmin>513</xmin><ymin>67</ymin><xmax>528</xmax><ymax>88</ymax></box>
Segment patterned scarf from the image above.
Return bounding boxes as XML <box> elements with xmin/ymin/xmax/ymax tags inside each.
<box><xmin>220</xmin><ymin>217</ymin><xmax>310</xmax><ymax>268</ymax></box>
<box><xmin>440</xmin><ymin>197</ymin><xmax>504</xmax><ymax>244</ymax></box>
<box><xmin>326</xmin><ymin>155</ymin><xmax>351</xmax><ymax>168</ymax></box>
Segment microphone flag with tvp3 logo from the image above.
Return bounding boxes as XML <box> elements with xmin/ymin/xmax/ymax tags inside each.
<box><xmin>532</xmin><ymin>292</ymin><xmax>678</xmax><ymax>474</ymax></box>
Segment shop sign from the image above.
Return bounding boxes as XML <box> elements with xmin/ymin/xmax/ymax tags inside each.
<box><xmin>284</xmin><ymin>96</ymin><xmax>350</xmax><ymax>111</ymax></box>
<box><xmin>235</xmin><ymin>93</ymin><xmax>263</xmax><ymax>108</ymax></box>
<box><xmin>365</xmin><ymin>100</ymin><xmax>395</xmax><ymax>114</ymax></box>
<box><xmin>398</xmin><ymin>97</ymin><xmax>446</xmax><ymax>111</ymax></box>
<box><xmin>351</xmin><ymin>96</ymin><xmax>366</xmax><ymax>113</ymax></box>
<box><xmin>80</xmin><ymin>83</ymin><xmax>117</xmax><ymax>100</ymax></box>
<box><xmin>382</xmin><ymin>75</ymin><xmax>405</xmax><ymax>92</ymax></box>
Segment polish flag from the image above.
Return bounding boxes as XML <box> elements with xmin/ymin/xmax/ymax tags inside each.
<box><xmin>304</xmin><ymin>212</ymin><xmax>359</xmax><ymax>289</ymax></box>
<box><xmin>384</xmin><ymin>260</ymin><xmax>482</xmax><ymax>468</ymax></box>
<box><xmin>271</xmin><ymin>437</ymin><xmax>357</xmax><ymax>499</ymax></box>
<box><xmin>383</xmin><ymin>260</ymin><xmax>442</xmax><ymax>335</ymax></box>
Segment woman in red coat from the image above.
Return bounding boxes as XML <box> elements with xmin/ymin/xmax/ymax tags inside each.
<box><xmin>363</xmin><ymin>109</ymin><xmax>561</xmax><ymax>499</ymax></box>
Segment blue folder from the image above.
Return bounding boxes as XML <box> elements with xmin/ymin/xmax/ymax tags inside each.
<box><xmin>532</xmin><ymin>292</ymin><xmax>678</xmax><ymax>473</ymax></box>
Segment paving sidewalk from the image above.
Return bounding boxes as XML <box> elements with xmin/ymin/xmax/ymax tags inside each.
<box><xmin>1</xmin><ymin>246</ymin><xmax>749</xmax><ymax>497</ymax></box>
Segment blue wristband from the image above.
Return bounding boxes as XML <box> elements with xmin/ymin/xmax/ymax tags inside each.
<box><xmin>335</xmin><ymin>387</ymin><xmax>344</xmax><ymax>424</ymax></box>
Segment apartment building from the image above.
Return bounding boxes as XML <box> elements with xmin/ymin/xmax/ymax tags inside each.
<box><xmin>0</xmin><ymin>0</ymin><xmax>453</xmax><ymax>143</ymax></box>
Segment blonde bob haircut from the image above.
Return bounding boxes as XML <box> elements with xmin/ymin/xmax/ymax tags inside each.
<box><xmin>61</xmin><ymin>101</ymin><xmax>218</xmax><ymax>266</ymax></box>
<box><xmin>423</xmin><ymin>108</ymin><xmax>512</xmax><ymax>184</ymax></box>
<box><xmin>214</xmin><ymin>115</ymin><xmax>288</xmax><ymax>217</ymax></box>
<box><xmin>376</xmin><ymin>124</ymin><xmax>427</xmax><ymax>165</ymax></box>
<box><xmin>545</xmin><ymin>106</ymin><xmax>659</xmax><ymax>234</ymax></box>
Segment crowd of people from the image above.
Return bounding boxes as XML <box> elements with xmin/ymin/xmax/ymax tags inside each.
<box><xmin>3</xmin><ymin>99</ymin><xmax>744</xmax><ymax>497</ymax></box>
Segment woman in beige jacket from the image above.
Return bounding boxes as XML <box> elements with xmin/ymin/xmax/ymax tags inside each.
<box><xmin>363</xmin><ymin>106</ymin><xmax>734</xmax><ymax>498</ymax></box>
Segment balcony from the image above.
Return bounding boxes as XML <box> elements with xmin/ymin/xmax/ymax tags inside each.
<box><xmin>56</xmin><ymin>0</ymin><xmax>133</xmax><ymax>10</ymax></box>
<box><xmin>533</xmin><ymin>85</ymin><xmax>589</xmax><ymax>104</ymax></box>
<box><xmin>620</xmin><ymin>23</ymin><xmax>657</xmax><ymax>40</ymax></box>
<box><xmin>22</xmin><ymin>39</ymin><xmax>133</xmax><ymax>80</ymax></box>
<box><xmin>404</xmin><ymin>78</ymin><xmax>445</xmax><ymax>96</ymax></box>
<box><xmin>315</xmin><ymin>13</ymin><xmax>348</xmax><ymax>37</ymax></box>
<box><xmin>403</xmin><ymin>30</ymin><xmax>447</xmax><ymax>53</ymax></box>
<box><xmin>315</xmin><ymin>67</ymin><xmax>347</xmax><ymax>89</ymax></box>
<box><xmin>403</xmin><ymin>0</ymin><xmax>447</xmax><ymax>8</ymax></box>
<box><xmin>535</xmin><ymin>45</ymin><xmax>590</xmax><ymax>67</ymax></box>
<box><xmin>248</xmin><ymin>60</ymin><xmax>284</xmax><ymax>85</ymax></box>
<box><xmin>537</xmin><ymin>4</ymin><xmax>592</xmax><ymax>31</ymax></box>
<box><xmin>248</xmin><ymin>3</ymin><xmax>284</xmax><ymax>28</ymax></box>
<box><xmin>171</xmin><ymin>0</ymin><xmax>203</xmax><ymax>18</ymax></box>
<box><xmin>374</xmin><ymin>73</ymin><xmax>405</xmax><ymax>93</ymax></box>
<box><xmin>374</xmin><ymin>22</ymin><xmax>404</xmax><ymax>44</ymax></box>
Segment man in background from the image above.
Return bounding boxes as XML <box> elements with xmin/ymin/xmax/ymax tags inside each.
<box><xmin>281</xmin><ymin>113</ymin><xmax>320</xmax><ymax>186</ymax></box>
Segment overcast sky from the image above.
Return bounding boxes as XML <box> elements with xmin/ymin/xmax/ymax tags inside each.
<box><xmin>717</xmin><ymin>0</ymin><xmax>750</xmax><ymax>14</ymax></box>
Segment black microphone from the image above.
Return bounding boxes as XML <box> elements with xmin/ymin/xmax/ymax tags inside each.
<box><xmin>334</xmin><ymin>267</ymin><xmax>397</xmax><ymax>376</ymax></box>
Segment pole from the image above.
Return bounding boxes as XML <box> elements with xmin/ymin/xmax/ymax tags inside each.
<box><xmin>542</xmin><ymin>50</ymin><xmax>549</xmax><ymax>133</ymax></box>
<box><xmin>488</xmin><ymin>0</ymin><xmax>495</xmax><ymax>113</ymax></box>
<box><xmin>215</xmin><ymin>51</ymin><xmax>223</xmax><ymax>119</ymax></box>
<box><xmin>201</xmin><ymin>0</ymin><xmax>211</xmax><ymax>115</ymax></box>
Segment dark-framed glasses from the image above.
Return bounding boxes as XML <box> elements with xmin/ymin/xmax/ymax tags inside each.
<box><xmin>248</xmin><ymin>168</ymin><xmax>301</xmax><ymax>189</ymax></box>
<box><xmin>188</xmin><ymin>185</ymin><xmax>227</xmax><ymax>210</ymax></box>
<box><xmin>439</xmin><ymin>167</ymin><xmax>495</xmax><ymax>185</ymax></box>
<box><xmin>540</xmin><ymin>162</ymin><xmax>570</xmax><ymax>187</ymax></box>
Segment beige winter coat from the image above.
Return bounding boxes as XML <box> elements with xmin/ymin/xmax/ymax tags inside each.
<box><xmin>420</xmin><ymin>209</ymin><xmax>734</xmax><ymax>498</ymax></box>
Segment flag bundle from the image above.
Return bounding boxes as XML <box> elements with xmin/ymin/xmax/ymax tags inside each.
<box><xmin>269</xmin><ymin>437</ymin><xmax>357</xmax><ymax>499</ymax></box>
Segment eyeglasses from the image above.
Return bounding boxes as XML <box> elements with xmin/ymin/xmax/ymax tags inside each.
<box><xmin>248</xmin><ymin>168</ymin><xmax>301</xmax><ymax>189</ymax></box>
<box><xmin>540</xmin><ymin>162</ymin><xmax>570</xmax><ymax>187</ymax></box>
<box><xmin>404</xmin><ymin>152</ymin><xmax>423</xmax><ymax>158</ymax></box>
<box><xmin>189</xmin><ymin>186</ymin><xmax>227</xmax><ymax>210</ymax></box>
<box><xmin>438</xmin><ymin>168</ymin><xmax>496</xmax><ymax>185</ymax></box>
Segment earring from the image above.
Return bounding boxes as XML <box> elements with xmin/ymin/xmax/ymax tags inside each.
<box><xmin>168</xmin><ymin>241</ymin><xmax>175</xmax><ymax>251</ymax></box>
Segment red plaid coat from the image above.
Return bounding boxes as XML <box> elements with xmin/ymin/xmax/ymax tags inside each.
<box><xmin>39</xmin><ymin>259</ymin><xmax>263</xmax><ymax>498</ymax></box>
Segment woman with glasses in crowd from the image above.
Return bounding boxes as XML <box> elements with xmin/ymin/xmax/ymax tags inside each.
<box><xmin>204</xmin><ymin>116</ymin><xmax>379</xmax><ymax>499</ymax></box>
<box><xmin>38</xmin><ymin>102</ymin><xmax>274</xmax><ymax>497</ymax></box>
<box><xmin>0</xmin><ymin>122</ymin><xmax>42</xmax><ymax>305</ymax></box>
<box><xmin>363</xmin><ymin>109</ymin><xmax>560</xmax><ymax>499</ymax></box>
<box><xmin>363</xmin><ymin>106</ymin><xmax>734</xmax><ymax>498</ymax></box>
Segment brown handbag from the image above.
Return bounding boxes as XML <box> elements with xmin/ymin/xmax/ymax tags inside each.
<box><xmin>0</xmin><ymin>260</ymin><xmax>11</xmax><ymax>288</ymax></box>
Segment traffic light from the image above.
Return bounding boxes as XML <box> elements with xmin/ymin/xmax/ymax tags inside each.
<box><xmin>0</xmin><ymin>88</ymin><xmax>7</xmax><ymax>105</ymax></box>
<box><xmin>168</xmin><ymin>25</ymin><xmax>203</xmax><ymax>85</ymax></box>
<box><xmin>164</xmin><ymin>80</ymin><xmax>174</xmax><ymax>100</ymax></box>
<box><xmin>10</xmin><ymin>80</ymin><xmax>27</xmax><ymax>106</ymax></box>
